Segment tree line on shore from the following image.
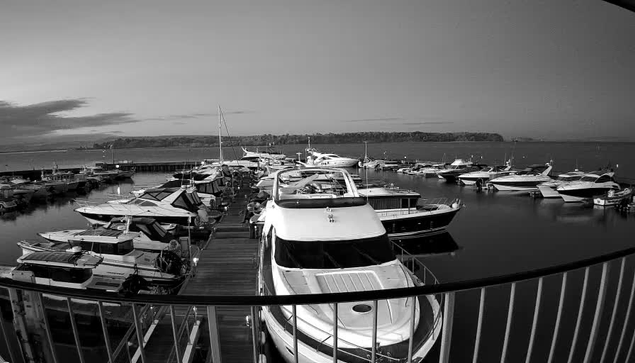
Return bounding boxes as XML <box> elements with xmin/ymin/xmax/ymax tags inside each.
<box><xmin>91</xmin><ymin>131</ymin><xmax>504</xmax><ymax>149</ymax></box>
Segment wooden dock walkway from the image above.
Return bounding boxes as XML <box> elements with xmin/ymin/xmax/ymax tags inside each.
<box><xmin>180</xmin><ymin>185</ymin><xmax>259</xmax><ymax>363</ymax></box>
<box><xmin>137</xmin><ymin>179</ymin><xmax>259</xmax><ymax>363</ymax></box>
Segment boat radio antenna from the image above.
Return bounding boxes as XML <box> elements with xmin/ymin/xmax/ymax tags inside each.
<box><xmin>218</xmin><ymin>105</ymin><xmax>224</xmax><ymax>164</ymax></box>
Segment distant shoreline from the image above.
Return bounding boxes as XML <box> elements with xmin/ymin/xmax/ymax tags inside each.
<box><xmin>0</xmin><ymin>149</ymin><xmax>68</xmax><ymax>155</ymax></box>
<box><xmin>0</xmin><ymin>138</ymin><xmax>634</xmax><ymax>154</ymax></box>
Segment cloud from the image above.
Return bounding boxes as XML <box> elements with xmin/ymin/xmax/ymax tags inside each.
<box><xmin>0</xmin><ymin>99</ymin><xmax>137</xmax><ymax>138</ymax></box>
<box><xmin>140</xmin><ymin>110</ymin><xmax>249</xmax><ymax>122</ymax></box>
<box><xmin>342</xmin><ymin>117</ymin><xmax>405</xmax><ymax>123</ymax></box>
<box><xmin>403</xmin><ymin>121</ymin><xmax>454</xmax><ymax>125</ymax></box>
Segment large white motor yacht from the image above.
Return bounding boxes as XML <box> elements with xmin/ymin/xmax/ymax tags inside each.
<box><xmin>458</xmin><ymin>161</ymin><xmax>514</xmax><ymax>186</ymax></box>
<box><xmin>537</xmin><ymin>170</ymin><xmax>586</xmax><ymax>198</ymax></box>
<box><xmin>304</xmin><ymin>149</ymin><xmax>360</xmax><ymax>168</ymax></box>
<box><xmin>259</xmin><ymin>167</ymin><xmax>442</xmax><ymax>363</ymax></box>
<box><xmin>75</xmin><ymin>186</ymin><xmax>206</xmax><ymax>227</ymax></box>
<box><xmin>241</xmin><ymin>146</ymin><xmax>286</xmax><ymax>160</ymax></box>
<box><xmin>489</xmin><ymin>163</ymin><xmax>553</xmax><ymax>192</ymax></box>
<box><xmin>359</xmin><ymin>183</ymin><xmax>461</xmax><ymax>238</ymax></box>
<box><xmin>556</xmin><ymin>172</ymin><xmax>621</xmax><ymax>203</ymax></box>
<box><xmin>37</xmin><ymin>217</ymin><xmax>181</xmax><ymax>252</ymax></box>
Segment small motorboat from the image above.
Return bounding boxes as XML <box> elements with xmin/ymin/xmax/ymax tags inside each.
<box><xmin>557</xmin><ymin>172</ymin><xmax>620</xmax><ymax>203</ymax></box>
<box><xmin>18</xmin><ymin>232</ymin><xmax>188</xmax><ymax>289</ymax></box>
<box><xmin>3</xmin><ymin>251</ymin><xmax>147</xmax><ymax>301</ymax></box>
<box><xmin>593</xmin><ymin>188</ymin><xmax>633</xmax><ymax>206</ymax></box>
<box><xmin>37</xmin><ymin>216</ymin><xmax>183</xmax><ymax>252</ymax></box>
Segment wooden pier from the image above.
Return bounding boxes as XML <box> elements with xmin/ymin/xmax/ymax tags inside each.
<box><xmin>131</xmin><ymin>177</ymin><xmax>259</xmax><ymax>363</ymax></box>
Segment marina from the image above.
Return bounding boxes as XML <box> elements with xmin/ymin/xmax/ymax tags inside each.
<box><xmin>2</xmin><ymin>0</ymin><xmax>635</xmax><ymax>360</ymax></box>
<box><xmin>0</xmin><ymin>144</ymin><xmax>634</xmax><ymax>362</ymax></box>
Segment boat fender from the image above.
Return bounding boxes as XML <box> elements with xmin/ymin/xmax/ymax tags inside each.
<box><xmin>258</xmin><ymin>354</ymin><xmax>267</xmax><ymax>363</ymax></box>
<box><xmin>168</xmin><ymin>240</ymin><xmax>180</xmax><ymax>251</ymax></box>
<box><xmin>260</xmin><ymin>331</ymin><xmax>266</xmax><ymax>346</ymax></box>
<box><xmin>197</xmin><ymin>207</ymin><xmax>209</xmax><ymax>224</ymax></box>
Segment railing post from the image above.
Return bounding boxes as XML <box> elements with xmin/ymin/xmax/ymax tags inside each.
<box><xmin>131</xmin><ymin>303</ymin><xmax>146</xmax><ymax>363</ymax></box>
<box><xmin>613</xmin><ymin>268</ymin><xmax>635</xmax><ymax>363</ymax></box>
<box><xmin>500</xmin><ymin>282</ymin><xmax>516</xmax><ymax>363</ymax></box>
<box><xmin>292</xmin><ymin>305</ymin><xmax>299</xmax><ymax>363</ymax></box>
<box><xmin>472</xmin><ymin>288</ymin><xmax>486</xmax><ymax>363</ymax></box>
<box><xmin>206</xmin><ymin>306</ymin><xmax>222</xmax><ymax>363</ymax></box>
<box><xmin>33</xmin><ymin>292</ymin><xmax>58</xmax><ymax>363</ymax></box>
<box><xmin>568</xmin><ymin>267</ymin><xmax>590</xmax><ymax>363</ymax></box>
<box><xmin>66</xmin><ymin>298</ymin><xmax>86</xmax><ymax>363</ymax></box>
<box><xmin>332</xmin><ymin>303</ymin><xmax>338</xmax><ymax>363</ymax></box>
<box><xmin>169</xmin><ymin>306</ymin><xmax>182</xmax><ymax>363</ymax></box>
<box><xmin>584</xmin><ymin>262</ymin><xmax>609</xmax><ymax>363</ymax></box>
<box><xmin>525</xmin><ymin>278</ymin><xmax>543</xmax><ymax>363</ymax></box>
<box><xmin>251</xmin><ymin>306</ymin><xmax>259</xmax><ymax>363</ymax></box>
<box><xmin>98</xmin><ymin>302</ymin><xmax>115</xmax><ymax>363</ymax></box>
<box><xmin>407</xmin><ymin>296</ymin><xmax>417</xmax><ymax>363</ymax></box>
<box><xmin>439</xmin><ymin>292</ymin><xmax>455</xmax><ymax>363</ymax></box>
<box><xmin>548</xmin><ymin>272</ymin><xmax>568</xmax><ymax>363</ymax></box>
<box><xmin>601</xmin><ymin>258</ymin><xmax>625</xmax><ymax>363</ymax></box>
<box><xmin>0</xmin><ymin>299</ymin><xmax>18</xmax><ymax>363</ymax></box>
<box><xmin>371</xmin><ymin>300</ymin><xmax>378</xmax><ymax>363</ymax></box>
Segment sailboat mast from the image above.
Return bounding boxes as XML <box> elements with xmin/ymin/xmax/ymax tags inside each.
<box><xmin>218</xmin><ymin>105</ymin><xmax>224</xmax><ymax>163</ymax></box>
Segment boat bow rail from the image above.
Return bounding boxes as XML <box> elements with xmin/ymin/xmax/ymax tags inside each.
<box><xmin>3</xmin><ymin>246</ymin><xmax>635</xmax><ymax>363</ymax></box>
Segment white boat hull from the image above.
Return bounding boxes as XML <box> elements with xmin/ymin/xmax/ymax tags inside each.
<box><xmin>262</xmin><ymin>294</ymin><xmax>442</xmax><ymax>363</ymax></box>
<box><xmin>491</xmin><ymin>183</ymin><xmax>540</xmax><ymax>192</ymax></box>
<box><xmin>560</xmin><ymin>194</ymin><xmax>587</xmax><ymax>203</ymax></box>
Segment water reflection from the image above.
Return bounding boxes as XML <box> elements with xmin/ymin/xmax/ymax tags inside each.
<box><xmin>0</xmin><ymin>179</ymin><xmax>137</xmax><ymax>220</ymax></box>
<box><xmin>533</xmin><ymin>198</ymin><xmax>628</xmax><ymax>226</ymax></box>
<box><xmin>391</xmin><ymin>231</ymin><xmax>460</xmax><ymax>257</ymax></box>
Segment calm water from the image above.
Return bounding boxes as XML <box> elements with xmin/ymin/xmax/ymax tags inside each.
<box><xmin>2</xmin><ymin>141</ymin><xmax>635</xmax><ymax>180</ymax></box>
<box><xmin>1</xmin><ymin>142</ymin><xmax>634</xmax><ymax>362</ymax></box>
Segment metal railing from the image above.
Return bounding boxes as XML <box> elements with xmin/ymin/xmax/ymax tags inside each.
<box><xmin>2</xmin><ymin>246</ymin><xmax>635</xmax><ymax>363</ymax></box>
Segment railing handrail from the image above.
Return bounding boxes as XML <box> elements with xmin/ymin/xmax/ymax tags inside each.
<box><xmin>2</xmin><ymin>245</ymin><xmax>635</xmax><ymax>306</ymax></box>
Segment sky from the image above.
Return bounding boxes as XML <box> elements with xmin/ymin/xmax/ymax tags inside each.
<box><xmin>0</xmin><ymin>0</ymin><xmax>634</xmax><ymax>145</ymax></box>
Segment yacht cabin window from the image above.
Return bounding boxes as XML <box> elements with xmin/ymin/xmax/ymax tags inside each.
<box><xmin>274</xmin><ymin>234</ymin><xmax>395</xmax><ymax>269</ymax></box>
<box><xmin>135</xmin><ymin>223</ymin><xmax>168</xmax><ymax>241</ymax></box>
<box><xmin>172</xmin><ymin>193</ymin><xmax>198</xmax><ymax>211</ymax></box>
<box><xmin>580</xmin><ymin>176</ymin><xmax>599</xmax><ymax>182</ymax></box>
<box><xmin>595</xmin><ymin>175</ymin><xmax>614</xmax><ymax>183</ymax></box>
<box><xmin>142</xmin><ymin>191</ymin><xmax>174</xmax><ymax>201</ymax></box>
<box><xmin>17</xmin><ymin>264</ymin><xmax>92</xmax><ymax>283</ymax></box>
<box><xmin>72</xmin><ymin>240</ymin><xmax>134</xmax><ymax>255</ymax></box>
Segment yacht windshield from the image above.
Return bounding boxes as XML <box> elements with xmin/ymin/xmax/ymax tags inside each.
<box><xmin>559</xmin><ymin>175</ymin><xmax>582</xmax><ymax>181</ymax></box>
<box><xmin>274</xmin><ymin>234</ymin><xmax>395</xmax><ymax>269</ymax></box>
<box><xmin>580</xmin><ymin>176</ymin><xmax>598</xmax><ymax>182</ymax></box>
<box><xmin>172</xmin><ymin>192</ymin><xmax>198</xmax><ymax>211</ymax></box>
<box><xmin>141</xmin><ymin>190</ymin><xmax>174</xmax><ymax>201</ymax></box>
<box><xmin>134</xmin><ymin>222</ymin><xmax>169</xmax><ymax>241</ymax></box>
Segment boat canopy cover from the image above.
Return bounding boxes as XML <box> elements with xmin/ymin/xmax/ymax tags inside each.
<box><xmin>140</xmin><ymin>188</ymin><xmax>180</xmax><ymax>201</ymax></box>
<box><xmin>18</xmin><ymin>252</ymin><xmax>102</xmax><ymax>268</ymax></box>
<box><xmin>76</xmin><ymin>229</ymin><xmax>123</xmax><ymax>237</ymax></box>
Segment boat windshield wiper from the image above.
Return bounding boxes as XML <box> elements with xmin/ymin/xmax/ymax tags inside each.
<box><xmin>285</xmin><ymin>248</ymin><xmax>303</xmax><ymax>268</ymax></box>
<box><xmin>323</xmin><ymin>250</ymin><xmax>342</xmax><ymax>268</ymax></box>
<box><xmin>351</xmin><ymin>245</ymin><xmax>381</xmax><ymax>265</ymax></box>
